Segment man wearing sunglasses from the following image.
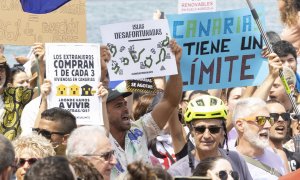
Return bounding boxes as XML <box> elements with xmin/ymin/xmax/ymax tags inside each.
<box><xmin>168</xmin><ymin>95</ymin><xmax>252</xmax><ymax>180</ymax></box>
<box><xmin>233</xmin><ymin>97</ymin><xmax>286</xmax><ymax>179</ymax></box>
<box><xmin>267</xmin><ymin>100</ymin><xmax>300</xmax><ymax>172</ymax></box>
<box><xmin>33</xmin><ymin>107</ymin><xmax>77</xmax><ymax>156</ymax></box>
<box><xmin>0</xmin><ymin>134</ymin><xmax>15</xmax><ymax>180</ymax></box>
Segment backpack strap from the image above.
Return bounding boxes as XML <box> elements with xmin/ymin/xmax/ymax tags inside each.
<box><xmin>242</xmin><ymin>155</ymin><xmax>282</xmax><ymax>177</ymax></box>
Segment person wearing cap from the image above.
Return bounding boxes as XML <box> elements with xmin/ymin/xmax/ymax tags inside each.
<box><xmin>232</xmin><ymin>97</ymin><xmax>286</xmax><ymax>179</ymax></box>
<box><xmin>0</xmin><ymin>54</ymin><xmax>35</xmax><ymax>140</ymax></box>
<box><xmin>168</xmin><ymin>95</ymin><xmax>252</xmax><ymax>180</ymax></box>
<box><xmin>106</xmin><ymin>40</ymin><xmax>182</xmax><ymax>179</ymax></box>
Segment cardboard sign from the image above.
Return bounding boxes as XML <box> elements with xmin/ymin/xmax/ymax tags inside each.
<box><xmin>100</xmin><ymin>19</ymin><xmax>178</xmax><ymax>81</ymax></box>
<box><xmin>167</xmin><ymin>7</ymin><xmax>268</xmax><ymax>91</ymax></box>
<box><xmin>0</xmin><ymin>0</ymin><xmax>86</xmax><ymax>45</ymax></box>
<box><xmin>46</xmin><ymin>43</ymin><xmax>102</xmax><ymax>125</ymax></box>
<box><xmin>126</xmin><ymin>78</ymin><xmax>157</xmax><ymax>93</ymax></box>
<box><xmin>178</xmin><ymin>0</ymin><xmax>216</xmax><ymax>14</ymax></box>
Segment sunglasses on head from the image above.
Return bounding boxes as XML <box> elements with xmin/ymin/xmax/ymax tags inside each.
<box><xmin>243</xmin><ymin>116</ymin><xmax>274</xmax><ymax>126</ymax></box>
<box><xmin>17</xmin><ymin>158</ymin><xmax>38</xmax><ymax>167</ymax></box>
<box><xmin>217</xmin><ymin>170</ymin><xmax>239</xmax><ymax>180</ymax></box>
<box><xmin>32</xmin><ymin>128</ymin><xmax>65</xmax><ymax>140</ymax></box>
<box><xmin>83</xmin><ymin>150</ymin><xmax>115</xmax><ymax>161</ymax></box>
<box><xmin>270</xmin><ymin>113</ymin><xmax>290</xmax><ymax>122</ymax></box>
<box><xmin>193</xmin><ymin>125</ymin><xmax>222</xmax><ymax>134</ymax></box>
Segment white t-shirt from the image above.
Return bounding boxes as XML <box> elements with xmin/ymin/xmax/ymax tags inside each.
<box><xmin>234</xmin><ymin>147</ymin><xmax>286</xmax><ymax>180</ymax></box>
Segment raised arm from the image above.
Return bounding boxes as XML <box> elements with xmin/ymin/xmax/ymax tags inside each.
<box><xmin>98</xmin><ymin>82</ymin><xmax>109</xmax><ymax>136</ymax></box>
<box><xmin>169</xmin><ymin>108</ymin><xmax>187</xmax><ymax>154</ymax></box>
<box><xmin>252</xmin><ymin>53</ymin><xmax>282</xmax><ymax>100</ymax></box>
<box><xmin>100</xmin><ymin>45</ymin><xmax>111</xmax><ymax>87</ymax></box>
<box><xmin>151</xmin><ymin>40</ymin><xmax>183</xmax><ymax>129</ymax></box>
<box><xmin>32</xmin><ymin>43</ymin><xmax>46</xmax><ymax>98</ymax></box>
<box><xmin>34</xmin><ymin>79</ymin><xmax>51</xmax><ymax>128</ymax></box>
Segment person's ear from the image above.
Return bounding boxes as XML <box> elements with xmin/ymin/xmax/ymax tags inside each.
<box><xmin>62</xmin><ymin>134</ymin><xmax>69</xmax><ymax>145</ymax></box>
<box><xmin>235</xmin><ymin>119</ymin><xmax>244</xmax><ymax>133</ymax></box>
<box><xmin>187</xmin><ymin>123</ymin><xmax>195</xmax><ymax>137</ymax></box>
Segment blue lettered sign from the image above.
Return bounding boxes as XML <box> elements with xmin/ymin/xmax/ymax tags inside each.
<box><xmin>167</xmin><ymin>7</ymin><xmax>268</xmax><ymax>90</ymax></box>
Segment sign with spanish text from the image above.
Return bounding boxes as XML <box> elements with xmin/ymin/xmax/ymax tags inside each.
<box><xmin>167</xmin><ymin>7</ymin><xmax>268</xmax><ymax>91</ymax></box>
<box><xmin>178</xmin><ymin>0</ymin><xmax>216</xmax><ymax>14</ymax></box>
<box><xmin>100</xmin><ymin>19</ymin><xmax>178</xmax><ymax>81</ymax></box>
<box><xmin>0</xmin><ymin>0</ymin><xmax>86</xmax><ymax>45</ymax></box>
<box><xmin>45</xmin><ymin>43</ymin><xmax>102</xmax><ymax>125</ymax></box>
<box><xmin>126</xmin><ymin>78</ymin><xmax>157</xmax><ymax>93</ymax></box>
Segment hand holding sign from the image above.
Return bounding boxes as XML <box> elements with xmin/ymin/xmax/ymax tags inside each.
<box><xmin>97</xmin><ymin>82</ymin><xmax>108</xmax><ymax>103</ymax></box>
<box><xmin>33</xmin><ymin>43</ymin><xmax>45</xmax><ymax>63</ymax></box>
<box><xmin>170</xmin><ymin>40</ymin><xmax>182</xmax><ymax>67</ymax></box>
<box><xmin>41</xmin><ymin>79</ymin><xmax>52</xmax><ymax>97</ymax></box>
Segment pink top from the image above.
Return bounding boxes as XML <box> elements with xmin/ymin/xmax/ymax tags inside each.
<box><xmin>281</xmin><ymin>13</ymin><xmax>300</xmax><ymax>51</ymax></box>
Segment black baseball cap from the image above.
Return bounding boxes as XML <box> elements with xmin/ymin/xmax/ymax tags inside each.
<box><xmin>107</xmin><ymin>88</ymin><xmax>132</xmax><ymax>103</ymax></box>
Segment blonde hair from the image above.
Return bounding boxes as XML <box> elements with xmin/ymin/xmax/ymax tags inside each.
<box><xmin>280</xmin><ymin>0</ymin><xmax>299</xmax><ymax>27</ymax></box>
<box><xmin>13</xmin><ymin>133</ymin><xmax>55</xmax><ymax>158</ymax></box>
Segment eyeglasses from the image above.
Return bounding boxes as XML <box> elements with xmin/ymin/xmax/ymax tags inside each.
<box><xmin>32</xmin><ymin>128</ymin><xmax>65</xmax><ymax>140</ymax></box>
<box><xmin>270</xmin><ymin>113</ymin><xmax>290</xmax><ymax>122</ymax></box>
<box><xmin>193</xmin><ymin>125</ymin><xmax>222</xmax><ymax>134</ymax></box>
<box><xmin>243</xmin><ymin>116</ymin><xmax>275</xmax><ymax>126</ymax></box>
<box><xmin>83</xmin><ymin>150</ymin><xmax>115</xmax><ymax>161</ymax></box>
<box><xmin>216</xmin><ymin>170</ymin><xmax>239</xmax><ymax>180</ymax></box>
<box><xmin>17</xmin><ymin>158</ymin><xmax>38</xmax><ymax>167</ymax></box>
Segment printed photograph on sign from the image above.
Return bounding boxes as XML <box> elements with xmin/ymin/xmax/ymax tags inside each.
<box><xmin>45</xmin><ymin>43</ymin><xmax>102</xmax><ymax>125</ymax></box>
<box><xmin>178</xmin><ymin>0</ymin><xmax>216</xmax><ymax>14</ymax></box>
<box><xmin>100</xmin><ymin>19</ymin><xmax>178</xmax><ymax>81</ymax></box>
<box><xmin>168</xmin><ymin>6</ymin><xmax>268</xmax><ymax>91</ymax></box>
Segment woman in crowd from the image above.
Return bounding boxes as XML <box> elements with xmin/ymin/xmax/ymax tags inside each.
<box><xmin>69</xmin><ymin>157</ymin><xmax>104</xmax><ymax>180</ymax></box>
<box><xmin>279</xmin><ymin>0</ymin><xmax>300</xmax><ymax>53</ymax></box>
<box><xmin>117</xmin><ymin>160</ymin><xmax>172</xmax><ymax>180</ymax></box>
<box><xmin>12</xmin><ymin>133</ymin><xmax>55</xmax><ymax>180</ymax></box>
<box><xmin>8</xmin><ymin>65</ymin><xmax>30</xmax><ymax>88</ymax></box>
<box><xmin>193</xmin><ymin>156</ymin><xmax>239</xmax><ymax>180</ymax></box>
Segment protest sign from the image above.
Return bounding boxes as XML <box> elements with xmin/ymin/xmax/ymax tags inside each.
<box><xmin>178</xmin><ymin>0</ymin><xmax>216</xmax><ymax>14</ymax></box>
<box><xmin>100</xmin><ymin>19</ymin><xmax>178</xmax><ymax>81</ymax></box>
<box><xmin>126</xmin><ymin>78</ymin><xmax>157</xmax><ymax>93</ymax></box>
<box><xmin>168</xmin><ymin>7</ymin><xmax>268</xmax><ymax>91</ymax></box>
<box><xmin>45</xmin><ymin>43</ymin><xmax>102</xmax><ymax>125</ymax></box>
<box><xmin>0</xmin><ymin>0</ymin><xmax>86</xmax><ymax>45</ymax></box>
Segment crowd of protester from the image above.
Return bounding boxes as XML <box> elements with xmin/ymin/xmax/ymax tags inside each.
<box><xmin>2</xmin><ymin>1</ymin><xmax>300</xmax><ymax>179</ymax></box>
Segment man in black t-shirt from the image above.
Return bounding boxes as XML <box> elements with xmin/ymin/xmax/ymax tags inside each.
<box><xmin>267</xmin><ymin>100</ymin><xmax>300</xmax><ymax>171</ymax></box>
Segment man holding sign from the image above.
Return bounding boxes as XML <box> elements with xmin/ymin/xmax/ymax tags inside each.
<box><xmin>106</xmin><ymin>40</ymin><xmax>182</xmax><ymax>179</ymax></box>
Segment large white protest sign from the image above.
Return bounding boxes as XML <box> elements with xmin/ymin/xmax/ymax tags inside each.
<box><xmin>46</xmin><ymin>43</ymin><xmax>102</xmax><ymax>125</ymax></box>
<box><xmin>100</xmin><ymin>19</ymin><xmax>178</xmax><ymax>81</ymax></box>
<box><xmin>178</xmin><ymin>0</ymin><xmax>216</xmax><ymax>14</ymax></box>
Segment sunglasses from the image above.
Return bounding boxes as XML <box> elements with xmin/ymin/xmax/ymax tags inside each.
<box><xmin>270</xmin><ymin>113</ymin><xmax>290</xmax><ymax>122</ymax></box>
<box><xmin>32</xmin><ymin>128</ymin><xmax>65</xmax><ymax>140</ymax></box>
<box><xmin>83</xmin><ymin>150</ymin><xmax>115</xmax><ymax>161</ymax></box>
<box><xmin>243</xmin><ymin>116</ymin><xmax>274</xmax><ymax>126</ymax></box>
<box><xmin>17</xmin><ymin>158</ymin><xmax>38</xmax><ymax>167</ymax></box>
<box><xmin>217</xmin><ymin>170</ymin><xmax>239</xmax><ymax>180</ymax></box>
<box><xmin>193</xmin><ymin>125</ymin><xmax>222</xmax><ymax>134</ymax></box>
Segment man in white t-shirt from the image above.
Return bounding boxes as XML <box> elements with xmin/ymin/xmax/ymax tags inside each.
<box><xmin>232</xmin><ymin>97</ymin><xmax>286</xmax><ymax>179</ymax></box>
